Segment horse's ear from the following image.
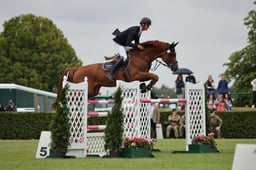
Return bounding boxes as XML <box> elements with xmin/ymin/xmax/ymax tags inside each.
<box><xmin>174</xmin><ymin>42</ymin><xmax>179</xmax><ymax>47</ymax></box>
<box><xmin>169</xmin><ymin>42</ymin><xmax>179</xmax><ymax>48</ymax></box>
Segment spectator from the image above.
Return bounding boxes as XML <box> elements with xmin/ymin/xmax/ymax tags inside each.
<box><xmin>180</xmin><ymin>103</ymin><xmax>185</xmax><ymax>111</ymax></box>
<box><xmin>150</xmin><ymin>102</ymin><xmax>160</xmax><ymax>138</ymax></box>
<box><xmin>0</xmin><ymin>103</ymin><xmax>5</xmax><ymax>111</ymax></box>
<box><xmin>207</xmin><ymin>94</ymin><xmax>217</xmax><ymax>111</ymax></box>
<box><xmin>5</xmin><ymin>100</ymin><xmax>17</xmax><ymax>112</ymax></box>
<box><xmin>216</xmin><ymin>94</ymin><xmax>225</xmax><ymax>111</ymax></box>
<box><xmin>166</xmin><ymin>108</ymin><xmax>180</xmax><ymax>138</ymax></box>
<box><xmin>159</xmin><ymin>94</ymin><xmax>165</xmax><ymax>108</ymax></box>
<box><xmin>205</xmin><ymin>74</ymin><xmax>215</xmax><ymax>96</ymax></box>
<box><xmin>185</xmin><ymin>73</ymin><xmax>196</xmax><ymax>84</ymax></box>
<box><xmin>224</xmin><ymin>93</ymin><xmax>232</xmax><ymax>111</ymax></box>
<box><xmin>175</xmin><ymin>74</ymin><xmax>184</xmax><ymax>99</ymax></box>
<box><xmin>166</xmin><ymin>96</ymin><xmax>171</xmax><ymax>108</ymax></box>
<box><xmin>209</xmin><ymin>110</ymin><xmax>222</xmax><ymax>138</ymax></box>
<box><xmin>217</xmin><ymin>74</ymin><xmax>229</xmax><ymax>97</ymax></box>
<box><xmin>179</xmin><ymin>114</ymin><xmax>186</xmax><ymax>138</ymax></box>
<box><xmin>250</xmin><ymin>75</ymin><xmax>256</xmax><ymax>108</ymax></box>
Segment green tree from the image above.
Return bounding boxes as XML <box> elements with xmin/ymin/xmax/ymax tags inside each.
<box><xmin>49</xmin><ymin>84</ymin><xmax>71</xmax><ymax>157</ymax></box>
<box><xmin>223</xmin><ymin>2</ymin><xmax>256</xmax><ymax>106</ymax></box>
<box><xmin>152</xmin><ymin>84</ymin><xmax>176</xmax><ymax>98</ymax></box>
<box><xmin>0</xmin><ymin>14</ymin><xmax>82</xmax><ymax>92</ymax></box>
<box><xmin>104</xmin><ymin>87</ymin><xmax>124</xmax><ymax>155</ymax></box>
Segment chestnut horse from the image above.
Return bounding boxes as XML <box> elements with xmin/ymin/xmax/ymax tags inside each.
<box><xmin>53</xmin><ymin>40</ymin><xmax>178</xmax><ymax>108</ymax></box>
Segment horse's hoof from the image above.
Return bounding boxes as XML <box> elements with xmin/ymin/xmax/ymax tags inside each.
<box><xmin>139</xmin><ymin>83</ymin><xmax>146</xmax><ymax>90</ymax></box>
<box><xmin>146</xmin><ymin>86</ymin><xmax>152</xmax><ymax>91</ymax></box>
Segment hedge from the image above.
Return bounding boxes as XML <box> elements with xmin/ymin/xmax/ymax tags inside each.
<box><xmin>160</xmin><ymin>110</ymin><xmax>256</xmax><ymax>138</ymax></box>
<box><xmin>0</xmin><ymin>112</ymin><xmax>106</xmax><ymax>139</ymax></box>
<box><xmin>0</xmin><ymin>112</ymin><xmax>54</xmax><ymax>139</ymax></box>
<box><xmin>219</xmin><ymin>111</ymin><xmax>256</xmax><ymax>138</ymax></box>
<box><xmin>1</xmin><ymin>111</ymin><xmax>256</xmax><ymax>139</ymax></box>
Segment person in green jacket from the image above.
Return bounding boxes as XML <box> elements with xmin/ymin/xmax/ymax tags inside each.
<box><xmin>166</xmin><ymin>109</ymin><xmax>180</xmax><ymax>138</ymax></box>
<box><xmin>210</xmin><ymin>110</ymin><xmax>223</xmax><ymax>138</ymax></box>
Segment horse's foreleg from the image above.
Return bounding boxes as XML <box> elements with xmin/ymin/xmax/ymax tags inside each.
<box><xmin>146</xmin><ymin>81</ymin><xmax>155</xmax><ymax>90</ymax></box>
<box><xmin>134</xmin><ymin>72</ymin><xmax>159</xmax><ymax>92</ymax></box>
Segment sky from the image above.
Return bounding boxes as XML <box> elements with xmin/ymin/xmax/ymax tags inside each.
<box><xmin>0</xmin><ymin>0</ymin><xmax>255</xmax><ymax>95</ymax></box>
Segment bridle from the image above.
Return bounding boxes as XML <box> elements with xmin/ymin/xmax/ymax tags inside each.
<box><xmin>150</xmin><ymin>59</ymin><xmax>168</xmax><ymax>71</ymax></box>
<box><xmin>150</xmin><ymin>49</ymin><xmax>177</xmax><ymax>71</ymax></box>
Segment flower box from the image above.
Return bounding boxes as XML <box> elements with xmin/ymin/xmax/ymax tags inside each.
<box><xmin>121</xmin><ymin>147</ymin><xmax>153</xmax><ymax>158</ymax></box>
<box><xmin>188</xmin><ymin>144</ymin><xmax>219</xmax><ymax>153</ymax></box>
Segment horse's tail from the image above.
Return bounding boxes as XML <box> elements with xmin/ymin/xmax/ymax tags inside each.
<box><xmin>52</xmin><ymin>67</ymin><xmax>77</xmax><ymax>110</ymax></box>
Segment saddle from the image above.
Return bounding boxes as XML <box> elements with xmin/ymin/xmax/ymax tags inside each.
<box><xmin>102</xmin><ymin>54</ymin><xmax>130</xmax><ymax>71</ymax></box>
<box><xmin>104</xmin><ymin>55</ymin><xmax>119</xmax><ymax>61</ymax></box>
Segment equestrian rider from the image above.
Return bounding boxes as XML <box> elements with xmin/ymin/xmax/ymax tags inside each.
<box><xmin>106</xmin><ymin>17</ymin><xmax>151</xmax><ymax>81</ymax></box>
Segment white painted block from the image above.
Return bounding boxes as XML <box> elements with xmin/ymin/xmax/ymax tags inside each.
<box><xmin>35</xmin><ymin>131</ymin><xmax>51</xmax><ymax>158</ymax></box>
<box><xmin>156</xmin><ymin>124</ymin><xmax>163</xmax><ymax>139</ymax></box>
<box><xmin>232</xmin><ymin>144</ymin><xmax>256</xmax><ymax>170</ymax></box>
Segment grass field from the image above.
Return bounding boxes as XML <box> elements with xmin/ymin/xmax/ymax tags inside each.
<box><xmin>0</xmin><ymin>139</ymin><xmax>256</xmax><ymax>170</ymax></box>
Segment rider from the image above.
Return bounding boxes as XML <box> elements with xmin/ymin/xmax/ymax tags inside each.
<box><xmin>106</xmin><ymin>17</ymin><xmax>152</xmax><ymax>81</ymax></box>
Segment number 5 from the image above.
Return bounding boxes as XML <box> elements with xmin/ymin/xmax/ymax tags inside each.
<box><xmin>40</xmin><ymin>147</ymin><xmax>48</xmax><ymax>157</ymax></box>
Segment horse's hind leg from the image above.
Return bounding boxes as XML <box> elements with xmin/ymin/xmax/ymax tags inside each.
<box><xmin>94</xmin><ymin>85</ymin><xmax>101</xmax><ymax>96</ymax></box>
<box><xmin>87</xmin><ymin>83</ymin><xmax>101</xmax><ymax>98</ymax></box>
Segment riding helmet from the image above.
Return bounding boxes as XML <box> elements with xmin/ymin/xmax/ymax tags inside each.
<box><xmin>140</xmin><ymin>17</ymin><xmax>151</xmax><ymax>26</ymax></box>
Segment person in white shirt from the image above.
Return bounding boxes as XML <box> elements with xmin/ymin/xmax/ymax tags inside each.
<box><xmin>250</xmin><ymin>75</ymin><xmax>256</xmax><ymax>108</ymax></box>
<box><xmin>149</xmin><ymin>102</ymin><xmax>160</xmax><ymax>138</ymax></box>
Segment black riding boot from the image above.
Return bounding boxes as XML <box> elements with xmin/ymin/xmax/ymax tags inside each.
<box><xmin>106</xmin><ymin>57</ymin><xmax>124</xmax><ymax>81</ymax></box>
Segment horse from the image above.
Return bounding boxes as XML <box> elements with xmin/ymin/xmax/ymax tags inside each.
<box><xmin>53</xmin><ymin>40</ymin><xmax>178</xmax><ymax>109</ymax></box>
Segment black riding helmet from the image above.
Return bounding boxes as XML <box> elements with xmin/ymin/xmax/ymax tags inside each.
<box><xmin>140</xmin><ymin>17</ymin><xmax>151</xmax><ymax>26</ymax></box>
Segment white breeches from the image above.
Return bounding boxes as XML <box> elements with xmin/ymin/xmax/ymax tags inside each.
<box><xmin>114</xmin><ymin>42</ymin><xmax>131</xmax><ymax>60</ymax></box>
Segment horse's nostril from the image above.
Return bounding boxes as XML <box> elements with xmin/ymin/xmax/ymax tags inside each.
<box><xmin>171</xmin><ymin>65</ymin><xmax>178</xmax><ymax>72</ymax></box>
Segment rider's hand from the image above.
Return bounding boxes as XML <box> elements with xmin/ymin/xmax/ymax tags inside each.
<box><xmin>137</xmin><ymin>44</ymin><xmax>144</xmax><ymax>50</ymax></box>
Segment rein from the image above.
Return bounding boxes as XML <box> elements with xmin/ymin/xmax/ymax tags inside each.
<box><xmin>150</xmin><ymin>59</ymin><xmax>169</xmax><ymax>71</ymax></box>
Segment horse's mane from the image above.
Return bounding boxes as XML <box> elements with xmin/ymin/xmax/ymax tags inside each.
<box><xmin>140</xmin><ymin>40</ymin><xmax>168</xmax><ymax>49</ymax></box>
<box><xmin>130</xmin><ymin>40</ymin><xmax>168</xmax><ymax>55</ymax></box>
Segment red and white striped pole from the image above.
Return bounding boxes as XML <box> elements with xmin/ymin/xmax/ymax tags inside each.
<box><xmin>87</xmin><ymin>112</ymin><xmax>108</xmax><ymax>117</ymax></box>
<box><xmin>140</xmin><ymin>98</ymin><xmax>186</xmax><ymax>103</ymax></box>
<box><xmin>87</xmin><ymin>125</ymin><xmax>106</xmax><ymax>131</ymax></box>
<box><xmin>88</xmin><ymin>100</ymin><xmax>115</xmax><ymax>104</ymax></box>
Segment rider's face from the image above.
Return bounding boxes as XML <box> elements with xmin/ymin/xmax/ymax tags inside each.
<box><xmin>141</xmin><ymin>24</ymin><xmax>150</xmax><ymax>31</ymax></box>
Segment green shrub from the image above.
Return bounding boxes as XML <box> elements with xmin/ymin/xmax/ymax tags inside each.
<box><xmin>0</xmin><ymin>112</ymin><xmax>54</xmax><ymax>139</ymax></box>
<box><xmin>49</xmin><ymin>84</ymin><xmax>71</xmax><ymax>153</ymax></box>
<box><xmin>1</xmin><ymin>110</ymin><xmax>256</xmax><ymax>139</ymax></box>
<box><xmin>104</xmin><ymin>87</ymin><xmax>124</xmax><ymax>152</ymax></box>
<box><xmin>218</xmin><ymin>111</ymin><xmax>256</xmax><ymax>138</ymax></box>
